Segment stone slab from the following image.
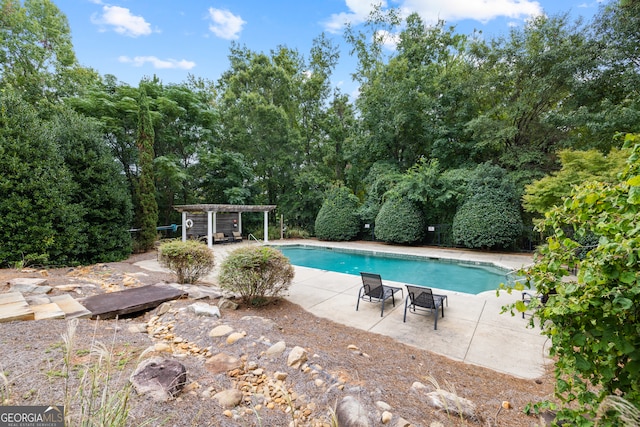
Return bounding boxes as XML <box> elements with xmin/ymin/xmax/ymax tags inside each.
<box><xmin>0</xmin><ymin>293</ymin><xmax>34</xmax><ymax>322</ymax></box>
<box><xmin>80</xmin><ymin>284</ymin><xmax>188</xmax><ymax>320</ymax></box>
<box><xmin>32</xmin><ymin>302</ymin><xmax>66</xmax><ymax>320</ymax></box>
<box><xmin>49</xmin><ymin>294</ymin><xmax>92</xmax><ymax>319</ymax></box>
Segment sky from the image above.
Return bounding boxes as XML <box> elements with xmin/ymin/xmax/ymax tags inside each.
<box><xmin>54</xmin><ymin>0</ymin><xmax>607</xmax><ymax>97</ymax></box>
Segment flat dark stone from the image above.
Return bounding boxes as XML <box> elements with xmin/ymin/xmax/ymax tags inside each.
<box><xmin>80</xmin><ymin>284</ymin><xmax>187</xmax><ymax>319</ymax></box>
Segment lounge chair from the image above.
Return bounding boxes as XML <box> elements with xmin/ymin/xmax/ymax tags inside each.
<box><xmin>213</xmin><ymin>232</ymin><xmax>228</xmax><ymax>244</ymax></box>
<box><xmin>231</xmin><ymin>231</ymin><xmax>243</xmax><ymax>242</ymax></box>
<box><xmin>356</xmin><ymin>272</ymin><xmax>403</xmax><ymax>317</ymax></box>
<box><xmin>521</xmin><ymin>289</ymin><xmax>555</xmax><ymax>318</ymax></box>
<box><xmin>403</xmin><ymin>285</ymin><xmax>448</xmax><ymax>330</ymax></box>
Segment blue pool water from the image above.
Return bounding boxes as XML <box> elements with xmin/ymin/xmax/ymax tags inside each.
<box><xmin>275</xmin><ymin>245</ymin><xmax>507</xmax><ymax>294</ymax></box>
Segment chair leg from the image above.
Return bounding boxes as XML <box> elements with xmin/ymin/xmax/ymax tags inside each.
<box><xmin>403</xmin><ymin>299</ymin><xmax>409</xmax><ymax>322</ymax></box>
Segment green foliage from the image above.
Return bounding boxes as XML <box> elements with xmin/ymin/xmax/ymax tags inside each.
<box><xmin>452</xmin><ymin>163</ymin><xmax>522</xmax><ymax>249</ymax></box>
<box><xmin>218</xmin><ymin>246</ymin><xmax>294</xmax><ymax>306</ymax></box>
<box><xmin>134</xmin><ymin>86</ymin><xmax>159</xmax><ymax>252</ymax></box>
<box><xmin>52</xmin><ymin>107</ymin><xmax>133</xmax><ymax>264</ymax></box>
<box><xmin>284</xmin><ymin>227</ymin><xmax>310</xmax><ymax>239</ymax></box>
<box><xmin>0</xmin><ymin>90</ymin><xmax>82</xmax><ymax>266</ymax></box>
<box><xmin>452</xmin><ymin>201</ymin><xmax>522</xmax><ymax>249</ymax></box>
<box><xmin>247</xmin><ymin>225</ymin><xmax>281</xmax><ymax>242</ymax></box>
<box><xmin>502</xmin><ymin>134</ymin><xmax>640</xmax><ymax>425</ymax></box>
<box><xmin>314</xmin><ymin>185</ymin><xmax>361</xmax><ymax>241</ymax></box>
<box><xmin>523</xmin><ymin>148</ymin><xmax>628</xmax><ymax>215</ymax></box>
<box><xmin>0</xmin><ymin>0</ymin><xmax>99</xmax><ymax>104</ymax></box>
<box><xmin>158</xmin><ymin>240</ymin><xmax>214</xmax><ymax>284</ymax></box>
<box><xmin>374</xmin><ymin>197</ymin><xmax>425</xmax><ymax>244</ymax></box>
<box><xmin>392</xmin><ymin>159</ymin><xmax>469</xmax><ymax>224</ymax></box>
<box><xmin>358</xmin><ymin>161</ymin><xmax>403</xmax><ymax>224</ymax></box>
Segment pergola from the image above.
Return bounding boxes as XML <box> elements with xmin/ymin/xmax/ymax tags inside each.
<box><xmin>173</xmin><ymin>204</ymin><xmax>277</xmax><ymax>248</ymax></box>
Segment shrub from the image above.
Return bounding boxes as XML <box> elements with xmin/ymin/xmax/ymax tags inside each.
<box><xmin>284</xmin><ymin>226</ymin><xmax>310</xmax><ymax>239</ymax></box>
<box><xmin>314</xmin><ymin>185</ymin><xmax>360</xmax><ymax>241</ymax></box>
<box><xmin>452</xmin><ymin>200</ymin><xmax>522</xmax><ymax>249</ymax></box>
<box><xmin>248</xmin><ymin>225</ymin><xmax>281</xmax><ymax>241</ymax></box>
<box><xmin>218</xmin><ymin>246</ymin><xmax>294</xmax><ymax>306</ymax></box>
<box><xmin>452</xmin><ymin>163</ymin><xmax>523</xmax><ymax>250</ymax></box>
<box><xmin>374</xmin><ymin>197</ymin><xmax>426</xmax><ymax>244</ymax></box>
<box><xmin>158</xmin><ymin>240</ymin><xmax>214</xmax><ymax>284</ymax></box>
<box><xmin>501</xmin><ymin>135</ymin><xmax>640</xmax><ymax>425</ymax></box>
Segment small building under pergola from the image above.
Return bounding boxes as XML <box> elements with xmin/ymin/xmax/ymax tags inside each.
<box><xmin>173</xmin><ymin>204</ymin><xmax>277</xmax><ymax>248</ymax></box>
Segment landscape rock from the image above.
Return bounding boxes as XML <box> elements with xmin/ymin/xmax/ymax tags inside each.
<box><xmin>218</xmin><ymin>298</ymin><xmax>239</xmax><ymax>310</ymax></box>
<box><xmin>213</xmin><ymin>389</ymin><xmax>243</xmax><ymax>408</ymax></box>
<box><xmin>226</xmin><ymin>331</ymin><xmax>246</xmax><ymax>344</ymax></box>
<box><xmin>130</xmin><ymin>357</ymin><xmax>187</xmax><ymax>401</ymax></box>
<box><xmin>425</xmin><ymin>390</ymin><xmax>477</xmax><ymax>420</ymax></box>
<box><xmin>381</xmin><ymin>410</ymin><xmax>392</xmax><ymax>424</ymax></box>
<box><xmin>205</xmin><ymin>352</ymin><xmax>243</xmax><ymax>374</ymax></box>
<box><xmin>266</xmin><ymin>340</ymin><xmax>286</xmax><ymax>357</ymax></box>
<box><xmin>376</xmin><ymin>401</ymin><xmax>392</xmax><ymax>411</ymax></box>
<box><xmin>9</xmin><ymin>278</ymin><xmax>51</xmax><ymax>294</ymax></box>
<box><xmin>187</xmin><ymin>302</ymin><xmax>220</xmax><ymax>317</ymax></box>
<box><xmin>208</xmin><ymin>324</ymin><xmax>234</xmax><ymax>337</ymax></box>
<box><xmin>287</xmin><ymin>346</ymin><xmax>308</xmax><ymax>369</ymax></box>
<box><xmin>336</xmin><ymin>395</ymin><xmax>371</xmax><ymax>427</ymax></box>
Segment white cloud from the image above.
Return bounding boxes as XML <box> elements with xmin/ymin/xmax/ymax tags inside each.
<box><xmin>91</xmin><ymin>5</ymin><xmax>152</xmax><ymax>37</ymax></box>
<box><xmin>324</xmin><ymin>0</ymin><xmax>543</xmax><ymax>33</ymax></box>
<box><xmin>324</xmin><ymin>0</ymin><xmax>388</xmax><ymax>34</ymax></box>
<box><xmin>401</xmin><ymin>0</ymin><xmax>543</xmax><ymax>23</ymax></box>
<box><xmin>119</xmin><ymin>56</ymin><xmax>196</xmax><ymax>70</ymax></box>
<box><xmin>207</xmin><ymin>8</ymin><xmax>246</xmax><ymax>40</ymax></box>
<box><xmin>376</xmin><ymin>29</ymin><xmax>400</xmax><ymax>50</ymax></box>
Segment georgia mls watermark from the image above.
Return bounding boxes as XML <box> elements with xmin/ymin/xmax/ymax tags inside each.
<box><xmin>0</xmin><ymin>406</ymin><xmax>64</xmax><ymax>427</ymax></box>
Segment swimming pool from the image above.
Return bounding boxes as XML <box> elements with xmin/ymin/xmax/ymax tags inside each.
<box><xmin>275</xmin><ymin>245</ymin><xmax>507</xmax><ymax>294</ymax></box>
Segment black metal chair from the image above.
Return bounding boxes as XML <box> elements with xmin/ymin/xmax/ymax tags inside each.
<box><xmin>356</xmin><ymin>272</ymin><xmax>403</xmax><ymax>317</ymax></box>
<box><xmin>404</xmin><ymin>285</ymin><xmax>448</xmax><ymax>329</ymax></box>
<box><xmin>521</xmin><ymin>289</ymin><xmax>555</xmax><ymax>318</ymax></box>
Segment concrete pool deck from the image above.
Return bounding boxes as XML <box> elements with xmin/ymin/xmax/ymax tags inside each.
<box><xmin>137</xmin><ymin>240</ymin><xmax>552</xmax><ymax>380</ymax></box>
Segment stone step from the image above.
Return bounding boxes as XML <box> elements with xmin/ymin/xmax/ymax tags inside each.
<box><xmin>0</xmin><ymin>292</ymin><xmax>35</xmax><ymax>322</ymax></box>
<box><xmin>31</xmin><ymin>302</ymin><xmax>66</xmax><ymax>320</ymax></box>
<box><xmin>50</xmin><ymin>294</ymin><xmax>92</xmax><ymax>319</ymax></box>
<box><xmin>0</xmin><ymin>291</ymin><xmax>91</xmax><ymax>322</ymax></box>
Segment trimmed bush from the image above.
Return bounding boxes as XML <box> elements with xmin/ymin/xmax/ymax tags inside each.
<box><xmin>374</xmin><ymin>197</ymin><xmax>426</xmax><ymax>244</ymax></box>
<box><xmin>452</xmin><ymin>200</ymin><xmax>522</xmax><ymax>249</ymax></box>
<box><xmin>218</xmin><ymin>246</ymin><xmax>294</xmax><ymax>306</ymax></box>
<box><xmin>314</xmin><ymin>186</ymin><xmax>360</xmax><ymax>241</ymax></box>
<box><xmin>158</xmin><ymin>240</ymin><xmax>214</xmax><ymax>284</ymax></box>
<box><xmin>452</xmin><ymin>163</ymin><xmax>523</xmax><ymax>250</ymax></box>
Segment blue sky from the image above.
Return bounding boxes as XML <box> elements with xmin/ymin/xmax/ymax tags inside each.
<box><xmin>55</xmin><ymin>0</ymin><xmax>606</xmax><ymax>96</ymax></box>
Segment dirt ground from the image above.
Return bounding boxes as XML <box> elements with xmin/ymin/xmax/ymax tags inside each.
<box><xmin>0</xmin><ymin>251</ymin><xmax>555</xmax><ymax>427</ymax></box>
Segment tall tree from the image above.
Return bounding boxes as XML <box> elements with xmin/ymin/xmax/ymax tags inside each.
<box><xmin>557</xmin><ymin>0</ymin><xmax>640</xmax><ymax>151</ymax></box>
<box><xmin>0</xmin><ymin>0</ymin><xmax>98</xmax><ymax>104</ymax></box>
<box><xmin>217</xmin><ymin>44</ymin><xmax>302</xmax><ymax>206</ymax></box>
<box><xmin>135</xmin><ymin>85</ymin><xmax>158</xmax><ymax>251</ymax></box>
<box><xmin>467</xmin><ymin>14</ymin><xmax>585</xmax><ymax>181</ymax></box>
<box><xmin>52</xmin><ymin>107</ymin><xmax>133</xmax><ymax>263</ymax></box>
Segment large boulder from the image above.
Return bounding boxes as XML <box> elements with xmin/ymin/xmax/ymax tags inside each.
<box><xmin>130</xmin><ymin>357</ymin><xmax>187</xmax><ymax>401</ymax></box>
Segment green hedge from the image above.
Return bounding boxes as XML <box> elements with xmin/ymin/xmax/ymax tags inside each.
<box><xmin>452</xmin><ymin>200</ymin><xmax>522</xmax><ymax>249</ymax></box>
<box><xmin>374</xmin><ymin>197</ymin><xmax>426</xmax><ymax>244</ymax></box>
<box><xmin>314</xmin><ymin>186</ymin><xmax>360</xmax><ymax>241</ymax></box>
